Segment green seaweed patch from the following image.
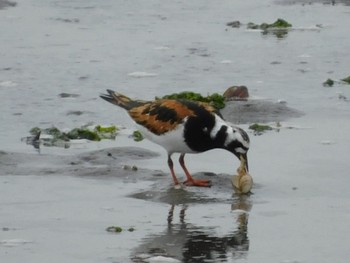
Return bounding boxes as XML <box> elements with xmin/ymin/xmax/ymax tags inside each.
<box><xmin>341</xmin><ymin>76</ymin><xmax>350</xmax><ymax>84</ymax></box>
<box><xmin>268</xmin><ymin>18</ymin><xmax>292</xmax><ymax>28</ymax></box>
<box><xmin>105</xmin><ymin>226</ymin><xmax>136</xmax><ymax>233</ymax></box>
<box><xmin>132</xmin><ymin>130</ymin><xmax>144</xmax><ymax>142</ymax></box>
<box><xmin>44</xmin><ymin>127</ymin><xmax>70</xmax><ymax>141</ymax></box>
<box><xmin>27</xmin><ymin>125</ymin><xmax>118</xmax><ymax>148</ymax></box>
<box><xmin>159</xmin><ymin>91</ymin><xmax>226</xmax><ymax>109</ymax></box>
<box><xmin>66</xmin><ymin>128</ymin><xmax>101</xmax><ymax>141</ymax></box>
<box><xmin>29</xmin><ymin>127</ymin><xmax>41</xmax><ymax>136</ymax></box>
<box><xmin>247</xmin><ymin>19</ymin><xmax>292</xmax><ymax>30</ymax></box>
<box><xmin>247</xmin><ymin>19</ymin><xmax>292</xmax><ymax>39</ymax></box>
<box><xmin>106</xmin><ymin>226</ymin><xmax>123</xmax><ymax>233</ymax></box>
<box><xmin>323</xmin><ymin>78</ymin><xmax>335</xmax><ymax>87</ymax></box>
<box><xmin>249</xmin><ymin>123</ymin><xmax>273</xmax><ymax>135</ymax></box>
<box><xmin>94</xmin><ymin>125</ymin><xmax>118</xmax><ymax>140</ymax></box>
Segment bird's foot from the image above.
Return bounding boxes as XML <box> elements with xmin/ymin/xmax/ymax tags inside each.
<box><xmin>183</xmin><ymin>179</ymin><xmax>211</xmax><ymax>187</ymax></box>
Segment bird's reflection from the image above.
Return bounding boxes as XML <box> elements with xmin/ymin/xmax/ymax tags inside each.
<box><xmin>132</xmin><ymin>195</ymin><xmax>252</xmax><ymax>263</ymax></box>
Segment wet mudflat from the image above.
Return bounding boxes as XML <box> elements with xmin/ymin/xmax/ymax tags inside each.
<box><xmin>1</xmin><ymin>0</ymin><xmax>350</xmax><ymax>262</ymax></box>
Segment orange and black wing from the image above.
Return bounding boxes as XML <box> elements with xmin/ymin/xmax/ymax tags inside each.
<box><xmin>128</xmin><ymin>99</ymin><xmax>219</xmax><ymax>135</ymax></box>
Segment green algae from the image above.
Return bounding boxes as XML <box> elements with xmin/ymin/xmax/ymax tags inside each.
<box><xmin>159</xmin><ymin>91</ymin><xmax>226</xmax><ymax>109</ymax></box>
<box><xmin>247</xmin><ymin>19</ymin><xmax>292</xmax><ymax>30</ymax></box>
<box><xmin>341</xmin><ymin>76</ymin><xmax>350</xmax><ymax>84</ymax></box>
<box><xmin>106</xmin><ymin>226</ymin><xmax>135</xmax><ymax>233</ymax></box>
<box><xmin>323</xmin><ymin>78</ymin><xmax>335</xmax><ymax>87</ymax></box>
<box><xmin>66</xmin><ymin>128</ymin><xmax>101</xmax><ymax>141</ymax></box>
<box><xmin>249</xmin><ymin>123</ymin><xmax>273</xmax><ymax>135</ymax></box>
<box><xmin>27</xmin><ymin>125</ymin><xmax>118</xmax><ymax>148</ymax></box>
<box><xmin>106</xmin><ymin>226</ymin><xmax>123</xmax><ymax>233</ymax></box>
<box><xmin>268</xmin><ymin>18</ymin><xmax>292</xmax><ymax>28</ymax></box>
<box><xmin>132</xmin><ymin>130</ymin><xmax>144</xmax><ymax>142</ymax></box>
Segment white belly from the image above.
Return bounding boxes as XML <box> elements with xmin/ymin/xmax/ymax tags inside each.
<box><xmin>135</xmin><ymin>123</ymin><xmax>195</xmax><ymax>154</ymax></box>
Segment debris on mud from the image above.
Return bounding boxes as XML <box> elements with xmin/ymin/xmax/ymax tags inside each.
<box><xmin>249</xmin><ymin>123</ymin><xmax>273</xmax><ymax>135</ymax></box>
<box><xmin>266</xmin><ymin>18</ymin><xmax>292</xmax><ymax>28</ymax></box>
<box><xmin>106</xmin><ymin>226</ymin><xmax>123</xmax><ymax>233</ymax></box>
<box><xmin>25</xmin><ymin>125</ymin><xmax>118</xmax><ymax>148</ymax></box>
<box><xmin>106</xmin><ymin>226</ymin><xmax>136</xmax><ymax>233</ymax></box>
<box><xmin>122</xmin><ymin>165</ymin><xmax>138</xmax><ymax>171</ymax></box>
<box><xmin>58</xmin><ymin>92</ymin><xmax>80</xmax><ymax>98</ymax></box>
<box><xmin>247</xmin><ymin>18</ymin><xmax>292</xmax><ymax>30</ymax></box>
<box><xmin>226</xmin><ymin>18</ymin><xmax>293</xmax><ymax>38</ymax></box>
<box><xmin>322</xmin><ymin>76</ymin><xmax>350</xmax><ymax>87</ymax></box>
<box><xmin>323</xmin><ymin>78</ymin><xmax>335</xmax><ymax>87</ymax></box>
<box><xmin>226</xmin><ymin>20</ymin><xmax>241</xmax><ymax>28</ymax></box>
<box><xmin>132</xmin><ymin>130</ymin><xmax>144</xmax><ymax>142</ymax></box>
<box><xmin>341</xmin><ymin>75</ymin><xmax>350</xmax><ymax>84</ymax></box>
<box><xmin>53</xmin><ymin>17</ymin><xmax>80</xmax><ymax>24</ymax></box>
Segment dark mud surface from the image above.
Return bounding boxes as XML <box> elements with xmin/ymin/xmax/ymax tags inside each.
<box><xmin>0</xmin><ymin>0</ymin><xmax>16</xmax><ymax>9</ymax></box>
<box><xmin>222</xmin><ymin>100</ymin><xmax>303</xmax><ymax>124</ymax></box>
<box><xmin>0</xmin><ymin>147</ymin><xmax>159</xmax><ymax>178</ymax></box>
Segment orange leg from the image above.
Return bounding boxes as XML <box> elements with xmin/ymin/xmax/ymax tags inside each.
<box><xmin>179</xmin><ymin>153</ymin><xmax>211</xmax><ymax>187</ymax></box>
<box><xmin>167</xmin><ymin>154</ymin><xmax>180</xmax><ymax>186</ymax></box>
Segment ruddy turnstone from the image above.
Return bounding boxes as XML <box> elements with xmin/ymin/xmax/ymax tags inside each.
<box><xmin>100</xmin><ymin>90</ymin><xmax>250</xmax><ymax>187</ymax></box>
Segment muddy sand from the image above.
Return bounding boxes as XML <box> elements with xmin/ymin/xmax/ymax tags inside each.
<box><xmin>1</xmin><ymin>0</ymin><xmax>350</xmax><ymax>262</ymax></box>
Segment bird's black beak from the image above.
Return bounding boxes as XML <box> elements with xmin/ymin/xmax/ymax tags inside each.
<box><xmin>241</xmin><ymin>153</ymin><xmax>249</xmax><ymax>172</ymax></box>
<box><xmin>233</xmin><ymin>151</ymin><xmax>249</xmax><ymax>172</ymax></box>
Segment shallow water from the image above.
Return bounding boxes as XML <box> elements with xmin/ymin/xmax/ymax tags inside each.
<box><xmin>1</xmin><ymin>0</ymin><xmax>350</xmax><ymax>262</ymax></box>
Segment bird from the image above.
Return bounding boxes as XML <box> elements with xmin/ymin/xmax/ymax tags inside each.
<box><xmin>100</xmin><ymin>89</ymin><xmax>250</xmax><ymax>187</ymax></box>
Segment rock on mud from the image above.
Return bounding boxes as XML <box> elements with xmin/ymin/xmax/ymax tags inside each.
<box><xmin>223</xmin><ymin>86</ymin><xmax>249</xmax><ymax>100</ymax></box>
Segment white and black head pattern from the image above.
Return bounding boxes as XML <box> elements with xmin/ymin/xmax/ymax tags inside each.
<box><xmin>184</xmin><ymin>111</ymin><xmax>250</xmax><ymax>156</ymax></box>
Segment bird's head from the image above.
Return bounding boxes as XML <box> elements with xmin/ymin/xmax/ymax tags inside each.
<box><xmin>224</xmin><ymin>126</ymin><xmax>250</xmax><ymax>171</ymax></box>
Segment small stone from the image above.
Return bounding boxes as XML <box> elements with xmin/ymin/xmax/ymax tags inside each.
<box><xmin>223</xmin><ymin>86</ymin><xmax>249</xmax><ymax>100</ymax></box>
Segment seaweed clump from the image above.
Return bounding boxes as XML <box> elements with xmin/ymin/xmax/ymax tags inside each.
<box><xmin>322</xmin><ymin>76</ymin><xmax>350</xmax><ymax>86</ymax></box>
<box><xmin>323</xmin><ymin>78</ymin><xmax>335</xmax><ymax>87</ymax></box>
<box><xmin>132</xmin><ymin>130</ymin><xmax>144</xmax><ymax>142</ymax></box>
<box><xmin>159</xmin><ymin>91</ymin><xmax>226</xmax><ymax>109</ymax></box>
<box><xmin>341</xmin><ymin>76</ymin><xmax>350</xmax><ymax>84</ymax></box>
<box><xmin>267</xmin><ymin>18</ymin><xmax>292</xmax><ymax>28</ymax></box>
<box><xmin>27</xmin><ymin>125</ymin><xmax>118</xmax><ymax>148</ymax></box>
<box><xmin>249</xmin><ymin>123</ymin><xmax>273</xmax><ymax>135</ymax></box>
<box><xmin>247</xmin><ymin>18</ymin><xmax>292</xmax><ymax>30</ymax></box>
<box><xmin>106</xmin><ymin>226</ymin><xmax>135</xmax><ymax>233</ymax></box>
<box><xmin>248</xmin><ymin>18</ymin><xmax>292</xmax><ymax>38</ymax></box>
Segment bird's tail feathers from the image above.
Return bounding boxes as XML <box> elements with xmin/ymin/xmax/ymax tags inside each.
<box><xmin>100</xmin><ymin>89</ymin><xmax>144</xmax><ymax>110</ymax></box>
